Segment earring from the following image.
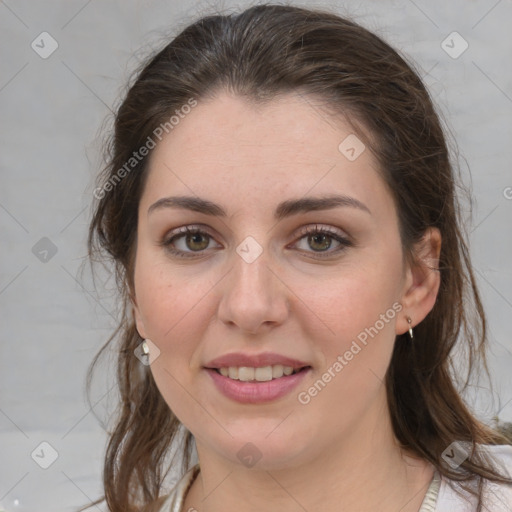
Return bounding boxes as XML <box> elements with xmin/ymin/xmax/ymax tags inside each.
<box><xmin>407</xmin><ymin>317</ymin><xmax>414</xmax><ymax>340</ymax></box>
<box><xmin>142</xmin><ymin>339</ymin><xmax>150</xmax><ymax>355</ymax></box>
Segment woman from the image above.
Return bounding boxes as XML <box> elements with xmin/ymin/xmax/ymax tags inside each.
<box><xmin>82</xmin><ymin>4</ymin><xmax>512</xmax><ymax>512</ymax></box>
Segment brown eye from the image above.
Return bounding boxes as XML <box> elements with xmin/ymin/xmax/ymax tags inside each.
<box><xmin>293</xmin><ymin>224</ymin><xmax>353</xmax><ymax>258</ymax></box>
<box><xmin>160</xmin><ymin>226</ymin><xmax>220</xmax><ymax>258</ymax></box>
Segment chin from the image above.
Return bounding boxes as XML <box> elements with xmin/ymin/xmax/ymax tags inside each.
<box><xmin>201</xmin><ymin>426</ymin><xmax>313</xmax><ymax>471</ymax></box>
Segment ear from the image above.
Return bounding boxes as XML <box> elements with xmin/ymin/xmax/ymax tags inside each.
<box><xmin>129</xmin><ymin>289</ymin><xmax>148</xmax><ymax>340</ymax></box>
<box><xmin>396</xmin><ymin>227</ymin><xmax>442</xmax><ymax>336</ymax></box>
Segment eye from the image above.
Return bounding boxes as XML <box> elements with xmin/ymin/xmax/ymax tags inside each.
<box><xmin>291</xmin><ymin>224</ymin><xmax>353</xmax><ymax>258</ymax></box>
<box><xmin>159</xmin><ymin>224</ymin><xmax>353</xmax><ymax>259</ymax></box>
<box><xmin>159</xmin><ymin>225</ymin><xmax>220</xmax><ymax>258</ymax></box>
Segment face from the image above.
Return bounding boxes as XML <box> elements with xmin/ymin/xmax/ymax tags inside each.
<box><xmin>132</xmin><ymin>91</ymin><xmax>416</xmax><ymax>471</ymax></box>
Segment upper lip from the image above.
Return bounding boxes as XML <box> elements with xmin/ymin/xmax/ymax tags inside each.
<box><xmin>204</xmin><ymin>352</ymin><xmax>311</xmax><ymax>369</ymax></box>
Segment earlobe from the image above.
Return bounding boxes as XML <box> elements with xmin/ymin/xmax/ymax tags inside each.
<box><xmin>396</xmin><ymin>227</ymin><xmax>442</xmax><ymax>336</ymax></box>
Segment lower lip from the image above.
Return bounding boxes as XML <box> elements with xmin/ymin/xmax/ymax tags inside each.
<box><xmin>204</xmin><ymin>367</ymin><xmax>311</xmax><ymax>404</ymax></box>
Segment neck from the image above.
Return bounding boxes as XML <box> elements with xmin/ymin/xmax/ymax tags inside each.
<box><xmin>183</xmin><ymin>392</ymin><xmax>434</xmax><ymax>512</ymax></box>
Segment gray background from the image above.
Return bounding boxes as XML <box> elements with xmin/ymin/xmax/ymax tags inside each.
<box><xmin>1</xmin><ymin>1</ymin><xmax>511</xmax><ymax>511</ymax></box>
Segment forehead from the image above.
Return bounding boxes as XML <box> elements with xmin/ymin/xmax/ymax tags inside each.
<box><xmin>141</xmin><ymin>91</ymin><xmax>394</xmax><ymax>220</ymax></box>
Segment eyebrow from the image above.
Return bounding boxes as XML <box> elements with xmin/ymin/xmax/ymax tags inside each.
<box><xmin>148</xmin><ymin>194</ymin><xmax>371</xmax><ymax>220</ymax></box>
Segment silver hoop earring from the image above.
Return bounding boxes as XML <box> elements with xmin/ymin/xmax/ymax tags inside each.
<box><xmin>407</xmin><ymin>317</ymin><xmax>414</xmax><ymax>340</ymax></box>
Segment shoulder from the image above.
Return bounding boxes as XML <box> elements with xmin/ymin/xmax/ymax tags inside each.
<box><xmin>435</xmin><ymin>444</ymin><xmax>512</xmax><ymax>512</ymax></box>
<box><xmin>155</xmin><ymin>464</ymin><xmax>201</xmax><ymax>512</ymax></box>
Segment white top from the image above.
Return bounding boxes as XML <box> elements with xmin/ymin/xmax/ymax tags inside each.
<box><xmin>158</xmin><ymin>444</ymin><xmax>512</xmax><ymax>512</ymax></box>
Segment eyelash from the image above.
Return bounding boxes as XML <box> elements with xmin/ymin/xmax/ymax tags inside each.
<box><xmin>159</xmin><ymin>224</ymin><xmax>353</xmax><ymax>259</ymax></box>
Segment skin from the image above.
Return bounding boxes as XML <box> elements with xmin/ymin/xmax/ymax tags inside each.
<box><xmin>131</xmin><ymin>91</ymin><xmax>442</xmax><ymax>512</ymax></box>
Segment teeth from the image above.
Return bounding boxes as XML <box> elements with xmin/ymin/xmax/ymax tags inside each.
<box><xmin>239</xmin><ymin>367</ymin><xmax>256</xmax><ymax>381</ymax></box>
<box><xmin>272</xmin><ymin>364</ymin><xmax>284</xmax><ymax>378</ymax></box>
<box><xmin>255</xmin><ymin>367</ymin><xmax>273</xmax><ymax>381</ymax></box>
<box><xmin>216</xmin><ymin>365</ymin><xmax>301</xmax><ymax>381</ymax></box>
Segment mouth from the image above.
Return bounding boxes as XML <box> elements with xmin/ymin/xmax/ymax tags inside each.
<box><xmin>203</xmin><ymin>365</ymin><xmax>312</xmax><ymax>404</ymax></box>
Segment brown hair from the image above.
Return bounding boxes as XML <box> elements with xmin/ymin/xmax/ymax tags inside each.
<box><xmin>81</xmin><ymin>4</ymin><xmax>512</xmax><ymax>511</ymax></box>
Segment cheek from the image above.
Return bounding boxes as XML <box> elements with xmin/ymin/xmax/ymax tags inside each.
<box><xmin>296</xmin><ymin>264</ymin><xmax>400</xmax><ymax>345</ymax></box>
<box><xmin>294</xmin><ymin>278</ymin><xmax>398</xmax><ymax>435</ymax></box>
<box><xmin>292</xmin><ymin>252</ymin><xmax>401</xmax><ymax>397</ymax></box>
<box><xmin>133</xmin><ymin>250</ymin><xmax>219</xmax><ymax>371</ymax></box>
<box><xmin>135</xmin><ymin>251</ymin><xmax>193</xmax><ymax>335</ymax></box>
<box><xmin>133</xmin><ymin>253</ymin><xmax>215</xmax><ymax>423</ymax></box>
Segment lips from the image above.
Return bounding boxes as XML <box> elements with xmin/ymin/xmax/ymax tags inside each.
<box><xmin>204</xmin><ymin>352</ymin><xmax>310</xmax><ymax>370</ymax></box>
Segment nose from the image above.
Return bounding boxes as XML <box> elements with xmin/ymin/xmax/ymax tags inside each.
<box><xmin>217</xmin><ymin>249</ymin><xmax>289</xmax><ymax>335</ymax></box>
